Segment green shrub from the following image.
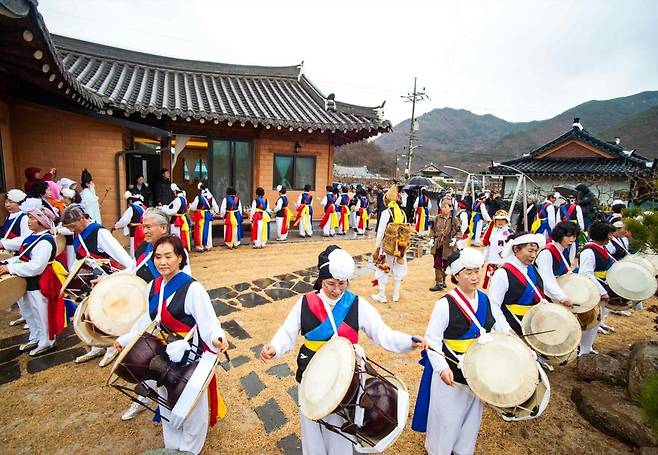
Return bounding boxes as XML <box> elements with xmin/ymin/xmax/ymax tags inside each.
<box><xmin>639</xmin><ymin>373</ymin><xmax>658</xmax><ymax>437</ymax></box>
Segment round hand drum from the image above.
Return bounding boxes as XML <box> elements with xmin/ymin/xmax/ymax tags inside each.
<box><xmin>87</xmin><ymin>273</ymin><xmax>147</xmax><ymax>336</ymax></box>
<box><xmin>0</xmin><ymin>274</ymin><xmax>27</xmax><ymax>311</ymax></box>
<box><xmin>607</xmin><ymin>260</ymin><xmax>657</xmax><ymax>301</ymax></box>
<box><xmin>521</xmin><ymin>303</ymin><xmax>581</xmax><ymax>357</ymax></box>
<box><xmin>556</xmin><ymin>274</ymin><xmax>600</xmax><ymax>314</ymax></box>
<box><xmin>461</xmin><ymin>332</ymin><xmax>539</xmax><ymax>409</ymax></box>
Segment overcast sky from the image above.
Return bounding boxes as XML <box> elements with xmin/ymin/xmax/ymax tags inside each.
<box><xmin>39</xmin><ymin>0</ymin><xmax>658</xmax><ymax>125</ymax></box>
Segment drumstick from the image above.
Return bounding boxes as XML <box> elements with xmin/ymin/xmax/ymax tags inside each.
<box><xmin>521</xmin><ymin>329</ymin><xmax>556</xmax><ymax>338</ymax></box>
<box><xmin>412</xmin><ymin>336</ymin><xmax>460</xmax><ymax>366</ymax></box>
<box><xmin>218</xmin><ymin>337</ymin><xmax>231</xmax><ymax>363</ymax></box>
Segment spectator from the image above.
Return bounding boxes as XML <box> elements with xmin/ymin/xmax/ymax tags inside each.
<box><xmin>153</xmin><ymin>169</ymin><xmax>175</xmax><ymax>206</ymax></box>
<box><xmin>80</xmin><ymin>168</ymin><xmax>102</xmax><ymax>224</ymax></box>
<box><xmin>130</xmin><ymin>175</ymin><xmax>152</xmax><ymax>206</ymax></box>
<box><xmin>24</xmin><ymin>166</ymin><xmax>56</xmax><ymax>193</ymax></box>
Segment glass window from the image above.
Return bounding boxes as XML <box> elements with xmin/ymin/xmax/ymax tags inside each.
<box><xmin>273</xmin><ymin>155</ymin><xmax>315</xmax><ymax>190</ymax></box>
<box><xmin>210</xmin><ymin>139</ymin><xmax>252</xmax><ymax>200</ymax></box>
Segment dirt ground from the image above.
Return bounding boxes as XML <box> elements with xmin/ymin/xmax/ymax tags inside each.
<box><xmin>0</xmin><ymin>237</ymin><xmax>654</xmax><ymax>455</ymax></box>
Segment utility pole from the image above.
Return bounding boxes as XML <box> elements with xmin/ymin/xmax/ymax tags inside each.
<box><xmin>401</xmin><ymin>77</ymin><xmax>428</xmax><ymax>179</ymax></box>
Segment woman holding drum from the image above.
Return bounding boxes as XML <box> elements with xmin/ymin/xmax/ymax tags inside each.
<box><xmin>414</xmin><ymin>248</ymin><xmax>514</xmax><ymax>455</ymax></box>
<box><xmin>535</xmin><ymin>221</ymin><xmax>579</xmax><ymax>309</ymax></box>
<box><xmin>0</xmin><ymin>198</ymin><xmax>65</xmax><ymax>356</ymax></box>
<box><xmin>261</xmin><ymin>245</ymin><xmax>426</xmax><ymax>455</ymax></box>
<box><xmin>114</xmin><ymin>234</ymin><xmax>229</xmax><ymax>454</ymax></box>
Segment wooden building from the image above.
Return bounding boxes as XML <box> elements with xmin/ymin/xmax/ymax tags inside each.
<box><xmin>0</xmin><ymin>1</ymin><xmax>390</xmax><ymax>221</ymax></box>
<box><xmin>489</xmin><ymin>118</ymin><xmax>656</xmax><ymax>204</ymax></box>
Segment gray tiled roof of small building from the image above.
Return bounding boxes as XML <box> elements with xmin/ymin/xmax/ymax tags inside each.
<box><xmin>52</xmin><ymin>34</ymin><xmax>390</xmax><ymax>132</ymax></box>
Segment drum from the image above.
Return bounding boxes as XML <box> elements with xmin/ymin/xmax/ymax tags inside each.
<box><xmin>73</xmin><ymin>297</ymin><xmax>115</xmax><ymax>347</ymax></box>
<box><xmin>635</xmin><ymin>252</ymin><xmax>658</xmax><ymax>275</ymax></box>
<box><xmin>576</xmin><ymin>305</ymin><xmax>600</xmax><ymax>331</ymax></box>
<box><xmin>0</xmin><ymin>274</ymin><xmax>27</xmax><ymax>310</ymax></box>
<box><xmin>0</xmin><ymin>250</ymin><xmax>14</xmax><ymax>261</ymax></box>
<box><xmin>623</xmin><ymin>254</ymin><xmax>655</xmax><ymax>276</ymax></box>
<box><xmin>87</xmin><ymin>274</ymin><xmax>147</xmax><ymax>336</ymax></box>
<box><xmin>606</xmin><ymin>260</ymin><xmax>657</xmax><ymax>301</ymax></box>
<box><xmin>59</xmin><ymin>258</ymin><xmax>113</xmax><ymax>301</ymax></box>
<box><xmin>521</xmin><ymin>303</ymin><xmax>581</xmax><ymax>358</ymax></box>
<box><xmin>109</xmin><ymin>321</ymin><xmax>219</xmax><ymax>430</ymax></box>
<box><xmin>556</xmin><ymin>274</ymin><xmax>599</xmax><ymax>314</ymax></box>
<box><xmin>55</xmin><ymin>235</ymin><xmax>66</xmax><ymax>257</ymax></box>
<box><xmin>461</xmin><ymin>332</ymin><xmax>539</xmax><ymax>408</ymax></box>
<box><xmin>299</xmin><ymin>337</ymin><xmax>409</xmax><ymax>453</ymax></box>
<box><xmin>491</xmin><ymin>364</ymin><xmax>551</xmax><ymax>421</ymax></box>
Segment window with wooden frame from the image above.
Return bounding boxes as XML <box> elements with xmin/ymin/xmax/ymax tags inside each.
<box><xmin>273</xmin><ymin>154</ymin><xmax>315</xmax><ymax>190</ymax></box>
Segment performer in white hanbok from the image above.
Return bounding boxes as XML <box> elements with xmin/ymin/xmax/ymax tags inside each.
<box><xmin>558</xmin><ymin>197</ymin><xmax>585</xmax><ymax>258</ymax></box>
<box><xmin>455</xmin><ymin>200</ymin><xmax>470</xmax><ymax>249</ymax></box>
<box><xmin>468</xmin><ymin>194</ymin><xmax>490</xmax><ymax>247</ymax></box>
<box><xmin>481</xmin><ymin>210</ymin><xmax>512</xmax><ymax>289</ymax></box>
<box><xmin>162</xmin><ymin>184</ymin><xmax>191</xmax><ymax>251</ymax></box>
<box><xmin>249</xmin><ymin>187</ymin><xmax>271</xmax><ymax>249</ymax></box>
<box><xmin>274</xmin><ymin>185</ymin><xmax>293</xmax><ymax>241</ymax></box>
<box><xmin>61</xmin><ymin>205</ymin><xmax>134</xmax><ymax>366</ymax></box>
<box><xmin>531</xmin><ymin>192</ymin><xmax>559</xmax><ymax>240</ymax></box>
<box><xmin>319</xmin><ymin>186</ymin><xmax>338</xmax><ymax>237</ymax></box>
<box><xmin>189</xmin><ymin>182</ymin><xmax>219</xmax><ymax>252</ymax></box>
<box><xmin>260</xmin><ymin>245</ymin><xmax>426</xmax><ymax>455</ymax></box>
<box><xmin>116</xmin><ymin>235</ymin><xmax>229</xmax><ymax>454</ymax></box>
<box><xmin>113</xmin><ymin>191</ymin><xmax>147</xmax><ymax>259</ymax></box>
<box><xmin>371</xmin><ymin>185</ymin><xmax>408</xmax><ymax>304</ymax></box>
<box><xmin>293</xmin><ymin>184</ymin><xmax>314</xmax><ymax>237</ymax></box>
<box><xmin>412</xmin><ymin>248</ymin><xmax>512</xmax><ymax>455</ymax></box>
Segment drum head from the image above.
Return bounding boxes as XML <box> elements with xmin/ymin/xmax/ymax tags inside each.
<box><xmin>521</xmin><ymin>303</ymin><xmax>582</xmax><ymax>357</ymax></box>
<box><xmin>623</xmin><ymin>255</ymin><xmax>655</xmax><ymax>276</ymax></box>
<box><xmin>556</xmin><ymin>274</ymin><xmax>600</xmax><ymax>313</ymax></box>
<box><xmin>73</xmin><ymin>298</ymin><xmax>114</xmax><ymax>347</ymax></box>
<box><xmin>493</xmin><ymin>363</ymin><xmax>551</xmax><ymax>422</ymax></box>
<box><xmin>462</xmin><ymin>332</ymin><xmax>539</xmax><ymax>408</ymax></box>
<box><xmin>607</xmin><ymin>261</ymin><xmax>657</xmax><ymax>301</ymax></box>
<box><xmin>0</xmin><ymin>250</ymin><xmax>14</xmax><ymax>261</ymax></box>
<box><xmin>170</xmin><ymin>351</ymin><xmax>218</xmax><ymax>430</ymax></box>
<box><xmin>636</xmin><ymin>252</ymin><xmax>658</xmax><ymax>275</ymax></box>
<box><xmin>87</xmin><ymin>274</ymin><xmax>147</xmax><ymax>336</ymax></box>
<box><xmin>55</xmin><ymin>235</ymin><xmax>66</xmax><ymax>257</ymax></box>
<box><xmin>0</xmin><ymin>275</ymin><xmax>27</xmax><ymax>311</ymax></box>
<box><xmin>299</xmin><ymin>337</ymin><xmax>356</xmax><ymax>421</ymax></box>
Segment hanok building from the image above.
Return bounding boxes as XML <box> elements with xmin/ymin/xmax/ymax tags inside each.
<box><xmin>489</xmin><ymin>118</ymin><xmax>656</xmax><ymax>204</ymax></box>
<box><xmin>0</xmin><ymin>1</ymin><xmax>390</xmax><ymax>222</ymax></box>
<box><xmin>417</xmin><ymin>163</ymin><xmax>456</xmax><ymax>184</ymax></box>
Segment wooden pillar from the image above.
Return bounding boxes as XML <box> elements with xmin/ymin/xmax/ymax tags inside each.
<box><xmin>160</xmin><ymin>136</ymin><xmax>172</xmax><ymax>172</ymax></box>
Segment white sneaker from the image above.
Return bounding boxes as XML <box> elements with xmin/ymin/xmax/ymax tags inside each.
<box><xmin>371</xmin><ymin>293</ymin><xmax>387</xmax><ymax>304</ymax></box>
<box><xmin>610</xmin><ymin>310</ymin><xmax>632</xmax><ymax>317</ymax></box>
<box><xmin>597</xmin><ymin>326</ymin><xmax>610</xmax><ymax>335</ymax></box>
<box><xmin>634</xmin><ymin>301</ymin><xmax>644</xmax><ymax>311</ymax></box>
<box><xmin>75</xmin><ymin>348</ymin><xmax>105</xmax><ymax>364</ymax></box>
<box><xmin>9</xmin><ymin>317</ymin><xmax>25</xmax><ymax>326</ymax></box>
<box><xmin>29</xmin><ymin>343</ymin><xmax>55</xmax><ymax>356</ymax></box>
<box><xmin>392</xmin><ymin>293</ymin><xmax>400</xmax><ymax>303</ymax></box>
<box><xmin>19</xmin><ymin>341</ymin><xmax>38</xmax><ymax>352</ymax></box>
<box><xmin>99</xmin><ymin>348</ymin><xmax>118</xmax><ymax>367</ymax></box>
<box><xmin>121</xmin><ymin>401</ymin><xmax>148</xmax><ymax>421</ymax></box>
<box><xmin>600</xmin><ymin>323</ymin><xmax>616</xmax><ymax>332</ymax></box>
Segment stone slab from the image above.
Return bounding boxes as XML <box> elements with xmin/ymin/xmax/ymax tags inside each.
<box><xmin>222</xmin><ymin>320</ymin><xmax>251</xmax><ymax>340</ymax></box>
<box><xmin>0</xmin><ymin>360</ymin><xmax>20</xmax><ymax>385</ymax></box>
<box><xmin>26</xmin><ymin>347</ymin><xmax>87</xmax><ymax>374</ymax></box>
<box><xmin>0</xmin><ymin>333</ymin><xmax>29</xmax><ymax>349</ymax></box>
<box><xmin>287</xmin><ymin>385</ymin><xmax>298</xmax><ymax>404</ymax></box>
<box><xmin>0</xmin><ymin>345</ymin><xmax>22</xmax><ymax>364</ymax></box>
<box><xmin>212</xmin><ymin>300</ymin><xmax>240</xmax><ymax>317</ymax></box>
<box><xmin>230</xmin><ymin>355</ymin><xmax>250</xmax><ymax>368</ymax></box>
<box><xmin>237</xmin><ymin>292</ymin><xmax>271</xmax><ymax>308</ymax></box>
<box><xmin>240</xmin><ymin>371</ymin><xmax>265</xmax><ymax>399</ymax></box>
<box><xmin>266</xmin><ymin>363</ymin><xmax>293</xmax><ymax>378</ymax></box>
<box><xmin>277</xmin><ymin>434</ymin><xmax>302</xmax><ymax>455</ymax></box>
<box><xmin>255</xmin><ymin>398</ymin><xmax>288</xmax><ymax>433</ymax></box>
<box><xmin>233</xmin><ymin>282</ymin><xmax>251</xmax><ymax>292</ymax></box>
<box><xmin>292</xmin><ymin>282</ymin><xmax>314</xmax><ymax>294</ymax></box>
<box><xmin>265</xmin><ymin>288</ymin><xmax>296</xmax><ymax>301</ymax></box>
<box><xmin>250</xmin><ymin>344</ymin><xmax>264</xmax><ymax>359</ymax></box>
<box><xmin>253</xmin><ymin>278</ymin><xmax>276</xmax><ymax>289</ymax></box>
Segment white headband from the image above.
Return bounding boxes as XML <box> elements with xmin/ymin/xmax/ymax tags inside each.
<box><xmin>501</xmin><ymin>233</ymin><xmax>545</xmax><ymax>259</ymax></box>
<box><xmin>446</xmin><ymin>248</ymin><xmax>484</xmax><ymax>276</ymax></box>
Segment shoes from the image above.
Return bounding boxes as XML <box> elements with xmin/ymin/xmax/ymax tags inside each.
<box><xmin>195</xmin><ymin>247</ymin><xmax>204</xmax><ymax>252</ymax></box>
<box><xmin>9</xmin><ymin>317</ymin><xmax>25</xmax><ymax>326</ymax></box>
<box><xmin>600</xmin><ymin>323</ymin><xmax>616</xmax><ymax>332</ymax></box>
<box><xmin>371</xmin><ymin>293</ymin><xmax>387</xmax><ymax>304</ymax></box>
<box><xmin>300</xmin><ymin>234</ymin><xmax>306</xmax><ymax>238</ymax></box>
<box><xmin>19</xmin><ymin>341</ymin><xmax>38</xmax><ymax>352</ymax></box>
<box><xmin>75</xmin><ymin>348</ymin><xmax>105</xmax><ymax>364</ymax></box>
<box><xmin>29</xmin><ymin>343</ymin><xmax>55</xmax><ymax>356</ymax></box>
<box><xmin>610</xmin><ymin>310</ymin><xmax>632</xmax><ymax>317</ymax></box>
<box><xmin>597</xmin><ymin>326</ymin><xmax>610</xmax><ymax>335</ymax></box>
<box><xmin>392</xmin><ymin>293</ymin><xmax>400</xmax><ymax>303</ymax></box>
<box><xmin>121</xmin><ymin>401</ymin><xmax>148</xmax><ymax>421</ymax></box>
<box><xmin>23</xmin><ymin>324</ymin><xmax>29</xmax><ymax>330</ymax></box>
<box><xmin>98</xmin><ymin>348</ymin><xmax>118</xmax><ymax>367</ymax></box>
<box><xmin>429</xmin><ymin>284</ymin><xmax>443</xmax><ymax>292</ymax></box>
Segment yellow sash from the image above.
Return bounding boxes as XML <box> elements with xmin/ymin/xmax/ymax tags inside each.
<box><xmin>303</xmin><ymin>339</ymin><xmax>326</xmax><ymax>352</ymax></box>
<box><xmin>443</xmin><ymin>337</ymin><xmax>476</xmax><ymax>353</ymax></box>
<box><xmin>594</xmin><ymin>271</ymin><xmax>607</xmax><ymax>279</ymax></box>
<box><xmin>387</xmin><ymin>201</ymin><xmax>404</xmax><ymax>223</ymax></box>
<box><xmin>505</xmin><ymin>304</ymin><xmax>533</xmax><ymax>316</ymax></box>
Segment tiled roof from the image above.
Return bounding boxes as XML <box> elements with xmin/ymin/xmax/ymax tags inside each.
<box><xmin>52</xmin><ymin>35</ymin><xmax>390</xmax><ymax>134</ymax></box>
<box><xmin>490</xmin><ymin>125</ymin><xmax>655</xmax><ymax>177</ymax></box>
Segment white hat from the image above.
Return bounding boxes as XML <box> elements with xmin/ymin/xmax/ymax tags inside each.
<box><xmin>446</xmin><ymin>248</ymin><xmax>484</xmax><ymax>275</ymax></box>
<box><xmin>20</xmin><ymin>197</ymin><xmax>43</xmax><ymax>214</ymax></box>
<box><xmin>124</xmin><ymin>190</ymin><xmax>143</xmax><ymax>201</ymax></box>
<box><xmin>318</xmin><ymin>247</ymin><xmax>355</xmax><ymax>281</ymax></box>
<box><xmin>611</xmin><ymin>199</ymin><xmax>625</xmax><ymax>206</ymax></box>
<box><xmin>612</xmin><ymin>221</ymin><xmax>624</xmax><ymax>229</ymax></box>
<box><xmin>6</xmin><ymin>189</ymin><xmax>26</xmax><ymax>203</ymax></box>
<box><xmin>57</xmin><ymin>177</ymin><xmax>76</xmax><ymax>189</ymax></box>
<box><xmin>276</xmin><ymin>185</ymin><xmax>283</xmax><ymax>192</ymax></box>
<box><xmin>501</xmin><ymin>233</ymin><xmax>545</xmax><ymax>259</ymax></box>
<box><xmin>61</xmin><ymin>188</ymin><xmax>76</xmax><ymax>200</ymax></box>
<box><xmin>552</xmin><ymin>192</ymin><xmax>562</xmax><ymax>199</ymax></box>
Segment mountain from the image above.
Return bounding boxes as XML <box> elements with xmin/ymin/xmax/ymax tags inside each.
<box><xmin>372</xmin><ymin>91</ymin><xmax>658</xmax><ymax>171</ymax></box>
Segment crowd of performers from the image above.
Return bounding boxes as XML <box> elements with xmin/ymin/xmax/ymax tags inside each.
<box><xmin>0</xmin><ymin>169</ymin><xmax>645</xmax><ymax>455</ymax></box>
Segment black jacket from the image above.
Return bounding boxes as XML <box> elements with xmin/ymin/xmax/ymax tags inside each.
<box><xmin>153</xmin><ymin>178</ymin><xmax>174</xmax><ymax>206</ymax></box>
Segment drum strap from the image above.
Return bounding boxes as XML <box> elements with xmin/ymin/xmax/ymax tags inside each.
<box><xmin>2</xmin><ymin>215</ymin><xmax>21</xmax><ymax>240</ymax></box>
<box><xmin>505</xmin><ymin>262</ymin><xmax>548</xmax><ymax>305</ymax></box>
<box><xmin>443</xmin><ymin>289</ymin><xmax>488</xmax><ymax>363</ymax></box>
<box><xmin>15</xmin><ymin>232</ymin><xmax>51</xmax><ymax>262</ymax></box>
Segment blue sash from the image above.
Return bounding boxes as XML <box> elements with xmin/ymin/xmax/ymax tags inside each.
<box><xmin>304</xmin><ymin>290</ymin><xmax>356</xmax><ymax>342</ymax></box>
<box><xmin>73</xmin><ymin>222</ymin><xmax>103</xmax><ymax>253</ymax></box>
<box><xmin>148</xmin><ymin>272</ymin><xmax>193</xmax><ymax>318</ymax></box>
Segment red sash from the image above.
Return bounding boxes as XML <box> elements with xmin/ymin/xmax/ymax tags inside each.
<box><xmin>585</xmin><ymin>242</ymin><xmax>610</xmax><ymax>261</ymax></box>
<box><xmin>305</xmin><ymin>292</ymin><xmax>358</xmax><ymax>343</ymax></box>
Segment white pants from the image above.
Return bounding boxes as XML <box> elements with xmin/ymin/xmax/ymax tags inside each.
<box><xmin>129</xmin><ymin>237</ymin><xmax>136</xmax><ymax>259</ymax></box>
<box><xmin>374</xmin><ymin>253</ymin><xmax>408</xmax><ymax>287</ymax></box>
<box><xmin>349</xmin><ymin>211</ymin><xmax>357</xmax><ymax>230</ymax></box>
<box><xmin>252</xmin><ymin>219</ymin><xmax>268</xmax><ymax>247</ymax></box>
<box><xmin>472</xmin><ymin>221</ymin><xmax>484</xmax><ymax>246</ymax></box>
<box><xmin>19</xmin><ymin>290</ymin><xmax>51</xmax><ymax>348</ymax></box>
<box><xmin>298</xmin><ymin>214</ymin><xmax>313</xmax><ymax>236</ymax></box>
<box><xmin>224</xmin><ymin>225</ymin><xmax>240</xmax><ymax>247</ymax></box>
<box><xmin>579</xmin><ymin>326</ymin><xmax>598</xmax><ymax>355</ymax></box>
<box><xmin>159</xmin><ymin>385</ymin><xmax>209</xmax><ymax>454</ymax></box>
<box><xmin>322</xmin><ymin>220</ymin><xmax>335</xmax><ymax>236</ymax></box>
<box><xmin>276</xmin><ymin>217</ymin><xmax>288</xmax><ymax>240</ymax></box>
<box><xmin>426</xmin><ymin>374</ymin><xmax>482</xmax><ymax>455</ymax></box>
<box><xmin>300</xmin><ymin>412</ymin><xmax>353</xmax><ymax>455</ymax></box>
